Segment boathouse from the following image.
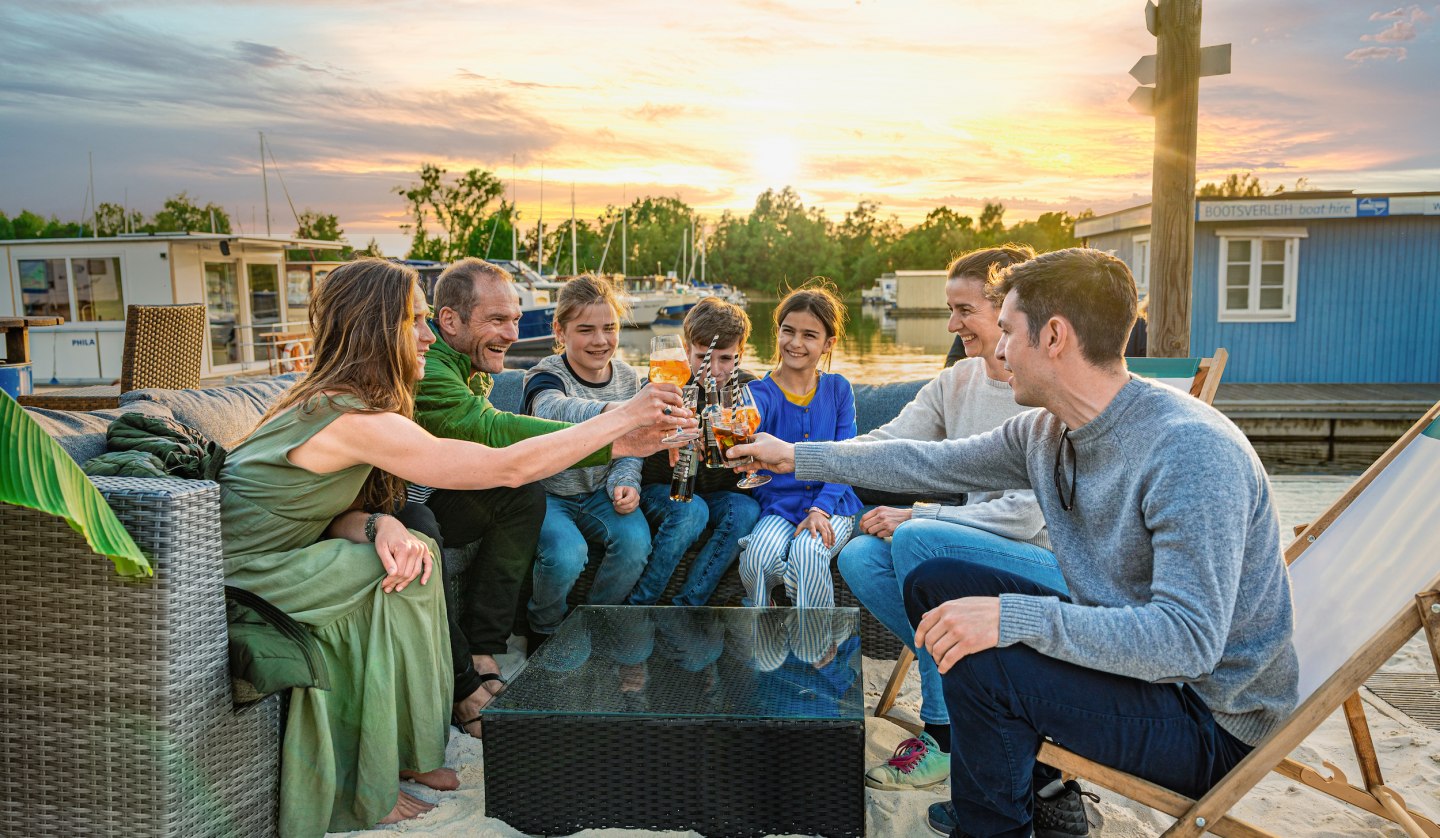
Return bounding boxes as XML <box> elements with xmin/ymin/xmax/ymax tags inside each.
<box><xmin>1076</xmin><ymin>191</ymin><xmax>1440</xmax><ymax>385</ymax></box>
<box><xmin>1</xmin><ymin>233</ymin><xmax>343</xmax><ymax>384</ymax></box>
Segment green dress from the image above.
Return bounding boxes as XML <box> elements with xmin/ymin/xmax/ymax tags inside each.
<box><xmin>219</xmin><ymin>395</ymin><xmax>450</xmax><ymax>837</ymax></box>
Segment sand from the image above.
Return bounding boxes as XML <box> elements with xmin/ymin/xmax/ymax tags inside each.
<box><xmin>334</xmin><ymin>476</ymin><xmax>1440</xmax><ymax>837</ymax></box>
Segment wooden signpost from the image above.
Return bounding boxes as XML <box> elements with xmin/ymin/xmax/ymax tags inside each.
<box><xmin>1128</xmin><ymin>0</ymin><xmax>1230</xmax><ymax>357</ymax></box>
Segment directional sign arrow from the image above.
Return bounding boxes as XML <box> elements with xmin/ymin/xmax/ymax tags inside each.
<box><xmin>1128</xmin><ymin>86</ymin><xmax>1155</xmax><ymax>115</ymax></box>
<box><xmin>1130</xmin><ymin>55</ymin><xmax>1157</xmax><ymax>85</ymax></box>
<box><xmin>1130</xmin><ymin>44</ymin><xmax>1232</xmax><ymax>85</ymax></box>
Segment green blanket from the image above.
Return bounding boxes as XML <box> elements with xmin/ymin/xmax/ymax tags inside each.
<box><xmin>83</xmin><ymin>412</ymin><xmax>226</xmax><ymax>481</ymax></box>
<box><xmin>0</xmin><ymin>391</ymin><xmax>150</xmax><ymax>576</ymax></box>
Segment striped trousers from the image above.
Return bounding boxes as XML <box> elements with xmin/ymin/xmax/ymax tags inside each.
<box><xmin>738</xmin><ymin>513</ymin><xmax>855</xmax><ymax>608</ymax></box>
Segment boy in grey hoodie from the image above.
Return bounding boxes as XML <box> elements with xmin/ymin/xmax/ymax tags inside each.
<box><xmin>732</xmin><ymin>248</ymin><xmax>1297</xmax><ymax>838</ymax></box>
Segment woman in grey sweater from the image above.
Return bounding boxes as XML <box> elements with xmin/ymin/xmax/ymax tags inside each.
<box><xmin>522</xmin><ymin>276</ymin><xmax>649</xmax><ymax>639</ymax></box>
<box><xmin>837</xmin><ymin>245</ymin><xmax>1064</xmax><ymax>793</ymax></box>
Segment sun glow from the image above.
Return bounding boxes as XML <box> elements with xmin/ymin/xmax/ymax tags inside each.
<box><xmin>751</xmin><ymin>137</ymin><xmax>800</xmax><ymax>190</ymax></box>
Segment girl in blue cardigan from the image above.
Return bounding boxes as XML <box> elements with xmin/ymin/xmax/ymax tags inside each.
<box><xmin>739</xmin><ymin>282</ymin><xmax>862</xmax><ymax>608</ymax></box>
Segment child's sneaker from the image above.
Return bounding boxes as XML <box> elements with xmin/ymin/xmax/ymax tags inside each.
<box><xmin>864</xmin><ymin>731</ymin><xmax>950</xmax><ymax>790</ymax></box>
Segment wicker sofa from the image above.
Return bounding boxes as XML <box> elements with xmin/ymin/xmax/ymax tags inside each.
<box><xmin>5</xmin><ymin>375</ymin><xmax>302</xmax><ymax>837</ymax></box>
<box><xmin>4</xmin><ymin>371</ymin><xmax>928</xmax><ymax>836</ymax></box>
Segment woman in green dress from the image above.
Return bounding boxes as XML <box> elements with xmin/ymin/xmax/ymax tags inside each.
<box><xmin>220</xmin><ymin>258</ymin><xmax>692</xmax><ymax>836</ymax></box>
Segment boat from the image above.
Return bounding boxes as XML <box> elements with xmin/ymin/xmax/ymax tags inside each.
<box><xmin>862</xmin><ymin>275</ymin><xmax>898</xmax><ymax>306</ymax></box>
<box><xmin>412</xmin><ymin>258</ymin><xmax>557</xmax><ymax>349</ymax></box>
<box><xmin>623</xmin><ymin>293</ymin><xmax>666</xmax><ymax>327</ymax></box>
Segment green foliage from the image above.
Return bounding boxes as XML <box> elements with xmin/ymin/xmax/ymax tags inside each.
<box><xmin>2</xmin><ymin>209</ymin><xmax>82</xmax><ymax>239</ymax></box>
<box><xmin>396</xmin><ymin>163</ymin><xmax>508</xmax><ymax>262</ymax></box>
<box><xmin>151</xmin><ymin>191</ymin><xmax>232</xmax><ymax>233</ymax></box>
<box><xmin>1198</xmin><ymin>172</ymin><xmax>1268</xmax><ymax>198</ymax></box>
<box><xmin>383</xmin><ymin>168</ymin><xmax>1091</xmax><ymax>293</ymax></box>
<box><xmin>294</xmin><ymin>209</ymin><xmax>344</xmax><ymax>241</ymax></box>
<box><xmin>707</xmin><ymin>188</ymin><xmax>843</xmax><ymax>291</ymax></box>
<box><xmin>0</xmin><ymin>392</ymin><xmax>150</xmax><ymax>577</ymax></box>
<box><xmin>93</xmin><ymin>202</ymin><xmax>144</xmax><ymax>236</ymax></box>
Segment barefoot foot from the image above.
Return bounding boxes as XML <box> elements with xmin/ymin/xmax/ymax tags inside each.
<box><xmin>401</xmin><ymin>766</ymin><xmax>459</xmax><ymax>791</ymax></box>
<box><xmin>378</xmin><ymin>790</ymin><xmax>435</xmax><ymax>824</ymax></box>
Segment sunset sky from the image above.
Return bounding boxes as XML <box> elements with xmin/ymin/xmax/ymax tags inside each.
<box><xmin>2</xmin><ymin>0</ymin><xmax>1436</xmax><ymax>254</ymax></box>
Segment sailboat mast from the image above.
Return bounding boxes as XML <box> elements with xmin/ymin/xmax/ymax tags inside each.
<box><xmin>260</xmin><ymin>132</ymin><xmax>272</xmax><ymax>235</ymax></box>
<box><xmin>511</xmin><ymin>154</ymin><xmax>518</xmax><ymax>259</ymax></box>
<box><xmin>537</xmin><ymin>165</ymin><xmax>544</xmax><ymax>274</ymax></box>
<box><xmin>88</xmin><ymin>151</ymin><xmax>97</xmax><ymax>239</ymax></box>
<box><xmin>570</xmin><ymin>183</ymin><xmax>577</xmax><ymax>276</ymax></box>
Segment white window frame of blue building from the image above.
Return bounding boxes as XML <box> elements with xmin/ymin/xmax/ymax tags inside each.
<box><xmin>1215</xmin><ymin>227</ymin><xmax>1305</xmax><ymax>323</ymax></box>
<box><xmin>1130</xmin><ymin>234</ymin><xmax>1150</xmax><ymax>301</ymax></box>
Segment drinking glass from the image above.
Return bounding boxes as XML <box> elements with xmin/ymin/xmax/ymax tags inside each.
<box><xmin>650</xmin><ymin>335</ymin><xmax>698</xmax><ymax>443</ymax></box>
<box><xmin>731</xmin><ymin>384</ymin><xmax>771</xmax><ymax>489</ymax></box>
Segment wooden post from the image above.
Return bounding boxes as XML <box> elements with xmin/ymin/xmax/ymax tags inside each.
<box><xmin>1147</xmin><ymin>0</ymin><xmax>1201</xmax><ymax>358</ymax></box>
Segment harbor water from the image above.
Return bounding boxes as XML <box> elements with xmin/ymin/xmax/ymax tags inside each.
<box><xmin>511</xmin><ymin>301</ymin><xmax>1378</xmax><ymax>476</ymax></box>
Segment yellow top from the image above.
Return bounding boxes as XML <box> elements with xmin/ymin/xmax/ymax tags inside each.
<box><xmin>776</xmin><ymin>376</ymin><xmax>818</xmax><ymax>407</ymax></box>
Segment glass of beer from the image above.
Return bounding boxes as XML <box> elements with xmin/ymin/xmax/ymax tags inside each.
<box><xmin>650</xmin><ymin>335</ymin><xmax>696</xmax><ymax>443</ymax></box>
<box><xmin>731</xmin><ymin>384</ymin><xmax>770</xmax><ymax>489</ymax></box>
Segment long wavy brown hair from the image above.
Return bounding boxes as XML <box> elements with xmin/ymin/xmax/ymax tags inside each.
<box><xmin>249</xmin><ymin>257</ymin><xmax>423</xmax><ymax>512</ymax></box>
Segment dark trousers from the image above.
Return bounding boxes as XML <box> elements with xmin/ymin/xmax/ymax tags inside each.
<box><xmin>427</xmin><ymin>483</ymin><xmax>546</xmax><ymax>656</ymax></box>
<box><xmin>392</xmin><ymin>501</ymin><xmax>477</xmax><ymax>703</ymax></box>
<box><xmin>903</xmin><ymin>559</ymin><xmax>1252</xmax><ymax>838</ymax></box>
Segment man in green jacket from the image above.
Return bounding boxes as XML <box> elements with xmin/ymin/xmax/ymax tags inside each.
<box><xmin>412</xmin><ymin>257</ymin><xmax>665</xmax><ymax>735</ymax></box>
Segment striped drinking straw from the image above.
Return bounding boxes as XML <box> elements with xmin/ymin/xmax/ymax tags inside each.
<box><xmin>694</xmin><ymin>334</ymin><xmax>719</xmax><ymax>388</ymax></box>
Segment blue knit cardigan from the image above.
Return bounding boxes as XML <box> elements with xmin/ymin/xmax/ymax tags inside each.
<box><xmin>749</xmin><ymin>371</ymin><xmax>862</xmax><ymax>524</ymax></box>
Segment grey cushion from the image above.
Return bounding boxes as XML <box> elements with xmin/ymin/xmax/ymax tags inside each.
<box><xmin>23</xmin><ymin>401</ymin><xmax>176</xmax><ymax>464</ymax></box>
<box><xmin>852</xmin><ymin>378</ymin><xmax>928</xmax><ymax>435</ymax></box>
<box><xmin>490</xmin><ymin>370</ymin><xmax>524</xmax><ymax>414</ymax></box>
<box><xmin>120</xmin><ymin>374</ymin><xmax>303</xmax><ymax>449</ymax></box>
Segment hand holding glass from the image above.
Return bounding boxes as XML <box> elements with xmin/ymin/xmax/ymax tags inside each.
<box><xmin>728</xmin><ymin>384</ymin><xmax>770</xmax><ymax>488</ymax></box>
<box><xmin>650</xmin><ymin>336</ymin><xmax>699</xmax><ymax>443</ymax></box>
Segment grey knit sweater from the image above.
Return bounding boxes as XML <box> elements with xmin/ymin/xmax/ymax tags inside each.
<box><xmin>855</xmin><ymin>357</ymin><xmax>1048</xmax><ymax>550</ymax></box>
<box><xmin>794</xmin><ymin>376</ymin><xmax>1298</xmax><ymax>745</ymax></box>
<box><xmin>523</xmin><ymin>353</ymin><xmax>642</xmax><ymax>498</ymax></box>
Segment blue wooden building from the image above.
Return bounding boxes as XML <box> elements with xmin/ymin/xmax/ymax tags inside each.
<box><xmin>1076</xmin><ymin>191</ymin><xmax>1440</xmax><ymax>384</ymax></box>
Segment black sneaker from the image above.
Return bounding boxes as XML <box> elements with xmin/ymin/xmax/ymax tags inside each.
<box><xmin>925</xmin><ymin>802</ymin><xmax>978</xmax><ymax>838</ymax></box>
<box><xmin>1034</xmin><ymin>779</ymin><xmax>1099</xmax><ymax>837</ymax></box>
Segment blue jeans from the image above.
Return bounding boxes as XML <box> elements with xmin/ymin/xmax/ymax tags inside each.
<box><xmin>634</xmin><ymin>485</ymin><xmax>760</xmax><ymax>606</ymax></box>
<box><xmin>529</xmin><ymin>489</ymin><xmax>651</xmax><ymax>634</ymax></box>
<box><xmin>904</xmin><ymin>559</ymin><xmax>1251</xmax><ymax>838</ymax></box>
<box><xmin>836</xmin><ymin>518</ymin><xmax>1063</xmax><ymax>725</ymax></box>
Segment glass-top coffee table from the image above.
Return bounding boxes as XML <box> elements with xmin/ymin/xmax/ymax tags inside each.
<box><xmin>483</xmin><ymin>606</ymin><xmax>865</xmax><ymax>837</ymax></box>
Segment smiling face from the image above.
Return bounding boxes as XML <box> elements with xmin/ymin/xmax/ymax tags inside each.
<box><xmin>996</xmin><ymin>289</ymin><xmax>1052</xmax><ymax>407</ymax></box>
<box><xmin>410</xmin><ymin>281</ymin><xmax>436</xmax><ymax>381</ymax></box>
<box><xmin>687</xmin><ymin>340</ymin><xmax>743</xmax><ymax>386</ymax></box>
<box><xmin>946</xmin><ymin>275</ymin><xmax>1003</xmax><ymax>361</ymax></box>
<box><xmin>559</xmin><ymin>301</ymin><xmax>620</xmax><ymax>382</ymax></box>
<box><xmin>441</xmin><ymin>275</ymin><xmax>521</xmax><ymax>375</ymax></box>
<box><xmin>776</xmin><ymin>309</ymin><xmax>837</xmax><ymax>375</ymax></box>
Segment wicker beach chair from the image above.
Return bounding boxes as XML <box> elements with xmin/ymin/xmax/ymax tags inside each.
<box><xmin>0</xmin><ymin>477</ymin><xmax>282</xmax><ymax>837</ymax></box>
<box><xmin>18</xmin><ymin>304</ymin><xmax>206</xmax><ymax>411</ymax></box>
<box><xmin>1037</xmin><ymin>397</ymin><xmax>1440</xmax><ymax>837</ymax></box>
<box><xmin>874</xmin><ymin>349</ymin><xmax>1231</xmax><ymax>731</ymax></box>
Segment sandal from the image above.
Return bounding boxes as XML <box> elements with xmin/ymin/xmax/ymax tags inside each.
<box><xmin>451</xmin><ymin>672</ymin><xmax>506</xmax><ymax>738</ymax></box>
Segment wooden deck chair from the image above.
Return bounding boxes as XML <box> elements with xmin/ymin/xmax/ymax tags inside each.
<box><xmin>874</xmin><ymin>349</ymin><xmax>1231</xmax><ymax>732</ymax></box>
<box><xmin>1036</xmin><ymin>398</ymin><xmax>1440</xmax><ymax>837</ymax></box>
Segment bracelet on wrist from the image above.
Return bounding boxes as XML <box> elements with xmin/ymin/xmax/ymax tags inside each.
<box><xmin>364</xmin><ymin>512</ymin><xmax>391</xmax><ymax>543</ymax></box>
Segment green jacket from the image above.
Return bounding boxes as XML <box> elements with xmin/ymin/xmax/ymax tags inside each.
<box><xmin>414</xmin><ymin>324</ymin><xmax>610</xmax><ymax>466</ymax></box>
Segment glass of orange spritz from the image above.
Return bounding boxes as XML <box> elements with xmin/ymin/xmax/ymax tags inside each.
<box><xmin>650</xmin><ymin>335</ymin><xmax>698</xmax><ymax>443</ymax></box>
<box><xmin>730</xmin><ymin>383</ymin><xmax>770</xmax><ymax>488</ymax></box>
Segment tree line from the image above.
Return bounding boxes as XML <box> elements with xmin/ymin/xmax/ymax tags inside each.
<box><xmin>5</xmin><ymin>168</ymin><xmax>1293</xmax><ymax>293</ymax></box>
<box><xmin>396</xmin><ymin>164</ymin><xmax>1090</xmax><ymax>292</ymax></box>
<box><xmin>0</xmin><ymin>193</ymin><xmax>365</xmax><ymax>258</ymax></box>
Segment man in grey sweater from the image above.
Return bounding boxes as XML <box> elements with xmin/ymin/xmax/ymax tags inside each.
<box><xmin>732</xmin><ymin>248</ymin><xmax>1298</xmax><ymax>838</ymax></box>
